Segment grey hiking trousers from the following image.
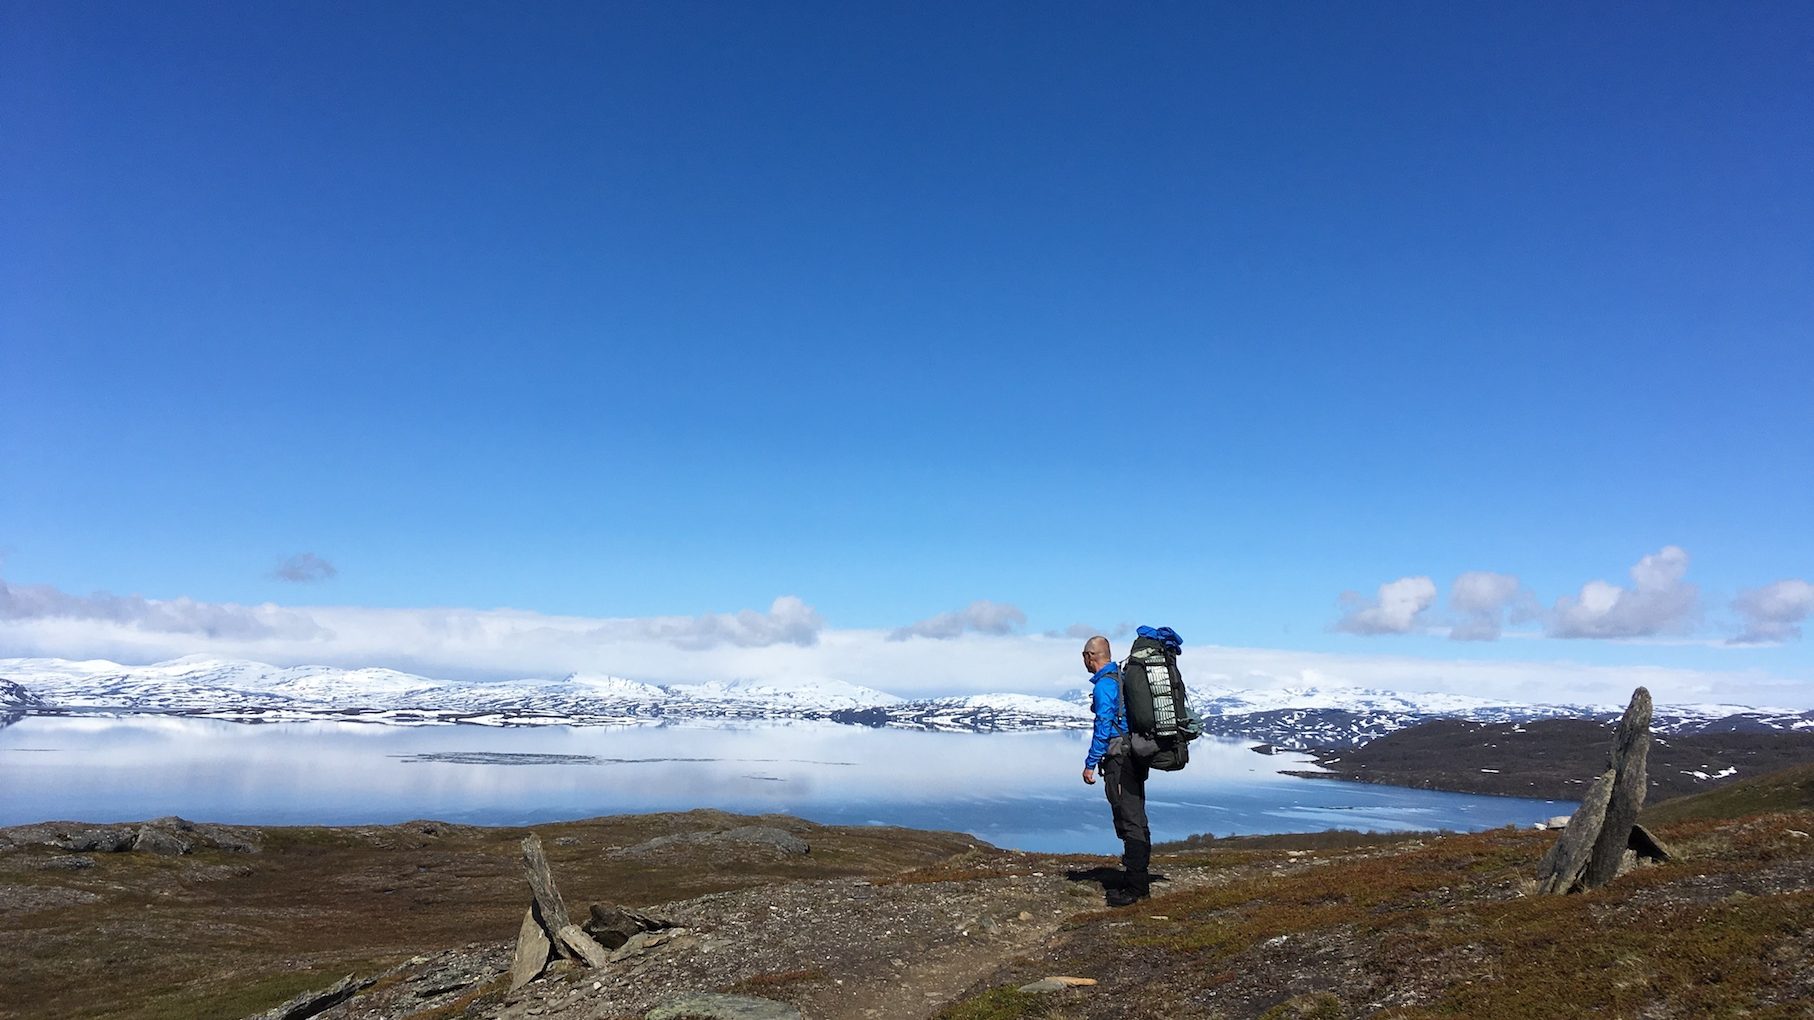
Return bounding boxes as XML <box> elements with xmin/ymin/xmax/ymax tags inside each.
<box><xmin>1102</xmin><ymin>737</ymin><xmax>1151</xmax><ymax>853</ymax></box>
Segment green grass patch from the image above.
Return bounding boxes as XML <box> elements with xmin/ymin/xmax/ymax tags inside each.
<box><xmin>103</xmin><ymin>962</ymin><xmax>383</xmax><ymax>1020</ymax></box>
<box><xmin>1260</xmin><ymin>992</ymin><xmax>1343</xmax><ymax>1020</ymax></box>
<box><xmin>726</xmin><ymin>967</ymin><xmax>828</xmax><ymax>993</ymax></box>
<box><xmin>1643</xmin><ymin>763</ymin><xmax>1814</xmax><ymax>826</ymax></box>
<box><xmin>934</xmin><ymin>985</ymin><xmax>1055</xmax><ymax>1020</ymax></box>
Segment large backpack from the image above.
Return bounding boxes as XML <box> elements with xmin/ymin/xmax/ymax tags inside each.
<box><xmin>1121</xmin><ymin>625</ymin><xmax>1201</xmax><ymax>771</ymax></box>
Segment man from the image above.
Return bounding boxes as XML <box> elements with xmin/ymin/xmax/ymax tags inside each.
<box><xmin>1080</xmin><ymin>634</ymin><xmax>1151</xmax><ymax>907</ymax></box>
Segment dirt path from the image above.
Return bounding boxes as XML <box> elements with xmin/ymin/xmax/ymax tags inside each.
<box><xmin>805</xmin><ymin>876</ymin><xmax>1084</xmax><ymax>1020</ymax></box>
<box><xmin>340</xmin><ymin>857</ymin><xmax>1132</xmax><ymax>1019</ymax></box>
<box><xmin>314</xmin><ymin>840</ymin><xmax>1328</xmax><ymax>1020</ymax></box>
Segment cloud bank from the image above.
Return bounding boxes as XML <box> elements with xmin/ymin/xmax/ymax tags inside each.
<box><xmin>1</xmin><ymin>575</ymin><xmax>1807</xmax><ymax>707</ymax></box>
<box><xmin>0</xmin><ymin>576</ymin><xmax>822</xmax><ymax>681</ymax></box>
<box><xmin>0</xmin><ymin>578</ymin><xmax>324</xmax><ymax>641</ymax></box>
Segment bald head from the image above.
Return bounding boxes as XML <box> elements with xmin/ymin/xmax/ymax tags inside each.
<box><xmin>1081</xmin><ymin>635</ymin><xmax>1112</xmax><ymax>674</ymax></box>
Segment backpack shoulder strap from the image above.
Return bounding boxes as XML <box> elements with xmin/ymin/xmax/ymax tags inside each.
<box><xmin>1113</xmin><ymin>661</ymin><xmax>1128</xmax><ymax>731</ymax></box>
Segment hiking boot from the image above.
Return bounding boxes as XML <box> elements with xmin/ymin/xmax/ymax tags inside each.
<box><xmin>1105</xmin><ymin>883</ymin><xmax>1149</xmax><ymax>908</ymax></box>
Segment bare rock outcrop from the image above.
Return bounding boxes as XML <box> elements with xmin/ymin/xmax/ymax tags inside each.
<box><xmin>615</xmin><ymin>826</ymin><xmax>809</xmax><ymax>859</ymax></box>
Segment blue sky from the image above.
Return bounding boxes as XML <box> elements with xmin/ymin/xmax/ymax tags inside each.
<box><xmin>3</xmin><ymin>3</ymin><xmax>1811</xmax><ymax>702</ymax></box>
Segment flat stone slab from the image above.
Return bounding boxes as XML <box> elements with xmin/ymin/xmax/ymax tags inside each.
<box><xmin>609</xmin><ymin>928</ymin><xmax>689</xmax><ymax>962</ymax></box>
<box><xmin>646</xmin><ymin>992</ymin><xmax>803</xmax><ymax>1020</ymax></box>
<box><xmin>509</xmin><ymin>907</ymin><xmax>551</xmax><ymax>991</ymax></box>
<box><xmin>1020</xmin><ymin>976</ymin><xmax>1097</xmax><ymax>993</ymax></box>
<box><xmin>556</xmin><ymin>923</ymin><xmax>610</xmax><ymax>968</ymax></box>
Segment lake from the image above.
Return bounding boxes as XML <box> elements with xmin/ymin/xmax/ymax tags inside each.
<box><xmin>0</xmin><ymin>715</ymin><xmax>1573</xmax><ymax>853</ymax></box>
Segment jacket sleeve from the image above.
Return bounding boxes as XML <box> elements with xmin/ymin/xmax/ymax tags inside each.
<box><xmin>1084</xmin><ymin>673</ymin><xmax>1119</xmax><ymax>769</ymax></box>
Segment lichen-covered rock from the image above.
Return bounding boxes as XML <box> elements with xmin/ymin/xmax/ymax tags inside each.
<box><xmin>53</xmin><ymin>827</ymin><xmax>135</xmax><ymax>853</ymax></box>
<box><xmin>616</xmin><ymin>826</ymin><xmax>809</xmax><ymax>859</ymax></box>
<box><xmin>133</xmin><ymin>826</ymin><xmax>193</xmax><ymax>856</ymax></box>
<box><xmin>195</xmin><ymin>824</ymin><xmax>263</xmax><ymax>854</ymax></box>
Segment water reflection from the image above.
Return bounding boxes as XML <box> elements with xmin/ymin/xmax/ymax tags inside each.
<box><xmin>0</xmin><ymin>715</ymin><xmax>1572</xmax><ymax>853</ymax></box>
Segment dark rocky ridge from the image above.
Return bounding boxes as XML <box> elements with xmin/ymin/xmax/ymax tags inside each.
<box><xmin>1291</xmin><ymin>716</ymin><xmax>1814</xmax><ymax>801</ymax></box>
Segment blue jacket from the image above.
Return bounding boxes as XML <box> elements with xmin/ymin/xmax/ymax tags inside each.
<box><xmin>1084</xmin><ymin>661</ymin><xmax>1127</xmax><ymax>769</ymax></box>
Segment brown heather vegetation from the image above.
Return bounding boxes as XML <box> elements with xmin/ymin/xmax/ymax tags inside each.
<box><xmin>933</xmin><ymin>765</ymin><xmax>1814</xmax><ymax>1020</ymax></box>
<box><xmin>3</xmin><ymin>765</ymin><xmax>1811</xmax><ymax>1019</ymax></box>
<box><xmin>0</xmin><ymin>811</ymin><xmax>979</xmax><ymax>1020</ymax></box>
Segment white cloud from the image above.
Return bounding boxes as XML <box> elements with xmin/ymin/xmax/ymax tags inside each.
<box><xmin>1731</xmin><ymin>579</ymin><xmax>1814</xmax><ymax>645</ymax></box>
<box><xmin>888</xmin><ymin>600</ymin><xmax>1026</xmax><ymax>641</ymax></box>
<box><xmin>274</xmin><ymin>553</ymin><xmax>337</xmax><ymax>583</ymax></box>
<box><xmin>0</xmin><ymin>577</ymin><xmax>325</xmax><ymax>641</ymax></box>
<box><xmin>1448</xmin><ymin>571</ymin><xmax>1534</xmax><ymax>641</ymax></box>
<box><xmin>0</xmin><ymin>576</ymin><xmax>821</xmax><ymax>673</ymax></box>
<box><xmin>625</xmin><ymin>595</ymin><xmax>824</xmax><ymax>650</ymax></box>
<box><xmin>1334</xmin><ymin>576</ymin><xmax>1436</xmax><ymax>635</ymax></box>
<box><xmin>1182</xmin><ymin>643</ymin><xmax>1810</xmax><ymax>711</ymax></box>
<box><xmin>1</xmin><ymin>575</ymin><xmax>1809</xmax><ymax>708</ymax></box>
<box><xmin>1550</xmin><ymin>546</ymin><xmax>1699</xmax><ymax>639</ymax></box>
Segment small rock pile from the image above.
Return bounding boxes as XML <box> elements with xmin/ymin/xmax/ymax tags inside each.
<box><xmin>509</xmin><ymin>834</ymin><xmax>693</xmax><ymax>990</ymax></box>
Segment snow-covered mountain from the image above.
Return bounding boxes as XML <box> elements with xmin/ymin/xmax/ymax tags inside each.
<box><xmin>1</xmin><ymin>655</ymin><xmax>1808</xmax><ymax>742</ymax></box>
<box><xmin>0</xmin><ymin>656</ymin><xmax>1079</xmax><ymax>732</ymax></box>
<box><xmin>1181</xmin><ymin>681</ymin><xmax>1814</xmax><ymax>749</ymax></box>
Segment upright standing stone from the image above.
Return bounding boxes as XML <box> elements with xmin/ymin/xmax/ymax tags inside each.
<box><xmin>1583</xmin><ymin>687</ymin><xmax>1652</xmax><ymax>888</ymax></box>
<box><xmin>521</xmin><ymin>834</ymin><xmax>576</xmax><ymax>956</ymax></box>
<box><xmin>1536</xmin><ymin>687</ymin><xmax>1657</xmax><ymax>894</ymax></box>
